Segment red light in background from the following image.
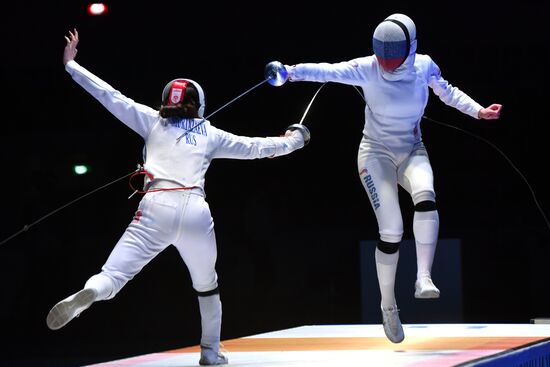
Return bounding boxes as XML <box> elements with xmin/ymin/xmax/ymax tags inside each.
<box><xmin>87</xmin><ymin>3</ymin><xmax>108</xmax><ymax>16</ymax></box>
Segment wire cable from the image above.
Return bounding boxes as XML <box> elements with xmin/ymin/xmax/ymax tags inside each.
<box><xmin>0</xmin><ymin>168</ymin><xmax>139</xmax><ymax>247</ymax></box>
<box><xmin>299</xmin><ymin>83</ymin><xmax>328</xmax><ymax>125</ymax></box>
<box><xmin>422</xmin><ymin>115</ymin><xmax>550</xmax><ymax>233</ymax></box>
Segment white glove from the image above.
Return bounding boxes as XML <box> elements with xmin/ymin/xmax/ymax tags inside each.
<box><xmin>284</xmin><ymin>129</ymin><xmax>305</xmax><ymax>151</ymax></box>
<box><xmin>284</xmin><ymin>64</ymin><xmax>296</xmax><ymax>81</ymax></box>
<box><xmin>268</xmin><ymin>129</ymin><xmax>305</xmax><ymax>158</ymax></box>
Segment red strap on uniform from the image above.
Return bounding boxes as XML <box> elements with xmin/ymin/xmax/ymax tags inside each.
<box><xmin>128</xmin><ymin>169</ymin><xmax>197</xmax><ymax>195</ymax></box>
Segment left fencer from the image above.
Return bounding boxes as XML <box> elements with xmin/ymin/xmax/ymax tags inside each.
<box><xmin>47</xmin><ymin>29</ymin><xmax>309</xmax><ymax>366</ymax></box>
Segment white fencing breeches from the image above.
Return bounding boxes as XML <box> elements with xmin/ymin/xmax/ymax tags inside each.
<box><xmin>86</xmin><ymin>189</ymin><xmax>219</xmax><ymax>300</ymax></box>
<box><xmin>357</xmin><ymin>137</ymin><xmax>436</xmax><ymax>243</ymax></box>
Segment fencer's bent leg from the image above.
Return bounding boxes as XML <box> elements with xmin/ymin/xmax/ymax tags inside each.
<box><xmin>398</xmin><ymin>148</ymin><xmax>440</xmax><ymax>298</ymax></box>
<box><xmin>357</xmin><ymin>138</ymin><xmax>404</xmax><ymax>243</ymax></box>
<box><xmin>99</xmin><ymin>192</ymin><xmax>180</xmax><ymax>296</ymax></box>
<box><xmin>358</xmin><ymin>138</ymin><xmax>405</xmax><ymax>343</ymax></box>
<box><xmin>47</xmin><ymin>192</ymin><xmax>178</xmax><ymax>330</ymax></box>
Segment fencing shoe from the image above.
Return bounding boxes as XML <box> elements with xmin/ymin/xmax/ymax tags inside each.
<box><xmin>414</xmin><ymin>277</ymin><xmax>440</xmax><ymax>299</ymax></box>
<box><xmin>381</xmin><ymin>304</ymin><xmax>405</xmax><ymax>343</ymax></box>
<box><xmin>46</xmin><ymin>288</ymin><xmax>98</xmax><ymax>330</ymax></box>
<box><xmin>199</xmin><ymin>345</ymin><xmax>228</xmax><ymax>365</ymax></box>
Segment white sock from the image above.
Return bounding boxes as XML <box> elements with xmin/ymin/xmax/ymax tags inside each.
<box><xmin>84</xmin><ymin>273</ymin><xmax>115</xmax><ymax>300</ymax></box>
<box><xmin>375</xmin><ymin>248</ymin><xmax>399</xmax><ymax>308</ymax></box>
<box><xmin>198</xmin><ymin>293</ymin><xmax>222</xmax><ymax>351</ymax></box>
<box><xmin>413</xmin><ymin>210</ymin><xmax>439</xmax><ymax>279</ymax></box>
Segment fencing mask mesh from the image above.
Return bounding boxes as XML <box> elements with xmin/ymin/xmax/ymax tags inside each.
<box><xmin>372</xmin><ymin>14</ymin><xmax>416</xmax><ymax>73</ymax></box>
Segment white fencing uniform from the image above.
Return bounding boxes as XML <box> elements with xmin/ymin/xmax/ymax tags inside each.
<box><xmin>48</xmin><ymin>61</ymin><xmax>304</xmax><ymax>363</ymax></box>
<box><xmin>285</xmin><ymin>16</ymin><xmax>485</xmax><ymax>342</ymax></box>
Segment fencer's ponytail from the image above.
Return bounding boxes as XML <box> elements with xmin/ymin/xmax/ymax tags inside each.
<box><xmin>159</xmin><ymin>102</ymin><xmax>199</xmax><ymax>118</ymax></box>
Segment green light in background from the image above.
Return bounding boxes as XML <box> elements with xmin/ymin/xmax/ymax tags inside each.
<box><xmin>73</xmin><ymin>165</ymin><xmax>90</xmax><ymax>175</ymax></box>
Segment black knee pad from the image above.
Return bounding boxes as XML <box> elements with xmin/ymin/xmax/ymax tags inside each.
<box><xmin>377</xmin><ymin>240</ymin><xmax>400</xmax><ymax>254</ymax></box>
<box><xmin>414</xmin><ymin>200</ymin><xmax>437</xmax><ymax>212</ymax></box>
<box><xmin>196</xmin><ymin>287</ymin><xmax>220</xmax><ymax>297</ymax></box>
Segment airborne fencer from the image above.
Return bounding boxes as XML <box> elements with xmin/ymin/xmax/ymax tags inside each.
<box><xmin>47</xmin><ymin>29</ymin><xmax>309</xmax><ymax>366</ymax></box>
<box><xmin>280</xmin><ymin>13</ymin><xmax>502</xmax><ymax>343</ymax></box>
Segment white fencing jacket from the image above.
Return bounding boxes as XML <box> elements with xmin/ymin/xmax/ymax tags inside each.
<box><xmin>65</xmin><ymin>60</ymin><xmax>302</xmax><ymax>192</ymax></box>
<box><xmin>288</xmin><ymin>54</ymin><xmax>483</xmax><ymax>155</ymax></box>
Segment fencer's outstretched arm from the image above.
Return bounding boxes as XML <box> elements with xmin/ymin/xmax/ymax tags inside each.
<box><xmin>284</xmin><ymin>62</ymin><xmax>363</xmax><ymax>86</ymax></box>
<box><xmin>63</xmin><ymin>29</ymin><xmax>159</xmax><ymax>138</ymax></box>
<box><xmin>210</xmin><ymin>126</ymin><xmax>306</xmax><ymax>160</ymax></box>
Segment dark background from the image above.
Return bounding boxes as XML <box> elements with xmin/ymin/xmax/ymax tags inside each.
<box><xmin>1</xmin><ymin>1</ymin><xmax>549</xmax><ymax>366</ymax></box>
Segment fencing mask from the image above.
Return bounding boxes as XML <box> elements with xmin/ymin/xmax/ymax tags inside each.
<box><xmin>161</xmin><ymin>78</ymin><xmax>206</xmax><ymax>118</ymax></box>
<box><xmin>372</xmin><ymin>14</ymin><xmax>417</xmax><ymax>73</ymax></box>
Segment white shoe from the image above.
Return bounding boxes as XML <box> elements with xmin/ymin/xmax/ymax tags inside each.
<box><xmin>381</xmin><ymin>305</ymin><xmax>404</xmax><ymax>343</ymax></box>
<box><xmin>414</xmin><ymin>277</ymin><xmax>440</xmax><ymax>299</ymax></box>
<box><xmin>46</xmin><ymin>288</ymin><xmax>98</xmax><ymax>330</ymax></box>
<box><xmin>199</xmin><ymin>346</ymin><xmax>228</xmax><ymax>365</ymax></box>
